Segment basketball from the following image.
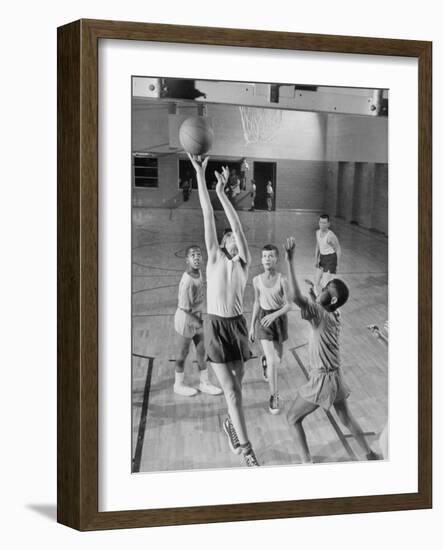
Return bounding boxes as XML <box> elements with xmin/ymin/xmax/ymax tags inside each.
<box><xmin>179</xmin><ymin>116</ymin><xmax>214</xmax><ymax>155</ymax></box>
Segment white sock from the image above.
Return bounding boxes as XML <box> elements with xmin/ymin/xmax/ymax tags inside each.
<box><xmin>175</xmin><ymin>372</ymin><xmax>185</xmax><ymax>385</ymax></box>
<box><xmin>200</xmin><ymin>368</ymin><xmax>209</xmax><ymax>384</ymax></box>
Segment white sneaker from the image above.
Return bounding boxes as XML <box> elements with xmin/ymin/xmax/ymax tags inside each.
<box><xmin>199</xmin><ymin>381</ymin><xmax>222</xmax><ymax>396</ymax></box>
<box><xmin>173</xmin><ymin>383</ymin><xmax>198</xmax><ymax>397</ymax></box>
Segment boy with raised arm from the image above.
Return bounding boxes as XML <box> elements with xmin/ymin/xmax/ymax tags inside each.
<box><xmin>187</xmin><ymin>153</ymin><xmax>259</xmax><ymax>467</ymax></box>
<box><xmin>284</xmin><ymin>237</ymin><xmax>379</xmax><ymax>463</ymax></box>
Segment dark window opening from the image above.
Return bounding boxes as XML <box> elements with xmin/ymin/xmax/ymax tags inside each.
<box><xmin>133</xmin><ymin>155</ymin><xmax>158</xmax><ymax>188</ymax></box>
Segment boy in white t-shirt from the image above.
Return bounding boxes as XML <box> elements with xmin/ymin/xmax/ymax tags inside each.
<box><xmin>249</xmin><ymin>244</ymin><xmax>290</xmax><ymax>414</ymax></box>
<box><xmin>311</xmin><ymin>214</ymin><xmax>341</xmax><ymax>296</ymax></box>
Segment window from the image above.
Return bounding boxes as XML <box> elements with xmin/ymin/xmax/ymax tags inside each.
<box><xmin>133</xmin><ymin>154</ymin><xmax>158</xmax><ymax>188</ymax></box>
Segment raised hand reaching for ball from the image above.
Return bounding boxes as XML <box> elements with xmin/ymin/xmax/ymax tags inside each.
<box><xmin>186</xmin><ymin>153</ymin><xmax>209</xmax><ymax>175</ymax></box>
<box><xmin>214</xmin><ymin>166</ymin><xmax>230</xmax><ymax>195</ymax></box>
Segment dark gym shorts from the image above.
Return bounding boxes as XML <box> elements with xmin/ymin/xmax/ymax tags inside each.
<box><xmin>205</xmin><ymin>313</ymin><xmax>252</xmax><ymax>364</ymax></box>
<box><xmin>256</xmin><ymin>307</ymin><xmax>288</xmax><ymax>343</ymax></box>
<box><xmin>319</xmin><ymin>252</ymin><xmax>337</xmax><ymax>274</ymax></box>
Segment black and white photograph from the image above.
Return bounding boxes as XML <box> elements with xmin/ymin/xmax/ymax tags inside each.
<box><xmin>2</xmin><ymin>0</ymin><xmax>438</xmax><ymax>542</ymax></box>
<box><xmin>131</xmin><ymin>76</ymin><xmax>389</xmax><ymax>473</ymax></box>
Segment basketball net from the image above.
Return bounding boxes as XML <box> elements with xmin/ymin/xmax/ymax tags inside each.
<box><xmin>239</xmin><ymin>106</ymin><xmax>283</xmax><ymax>144</ymax></box>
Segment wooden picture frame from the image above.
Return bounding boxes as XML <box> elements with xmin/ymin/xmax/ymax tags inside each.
<box><xmin>57</xmin><ymin>19</ymin><xmax>432</xmax><ymax>530</ymax></box>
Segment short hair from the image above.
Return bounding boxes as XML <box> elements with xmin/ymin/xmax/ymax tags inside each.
<box><xmin>319</xmin><ymin>213</ymin><xmax>330</xmax><ymax>221</ymax></box>
<box><xmin>220</xmin><ymin>227</ymin><xmax>233</xmax><ymax>247</ymax></box>
<box><xmin>262</xmin><ymin>244</ymin><xmax>279</xmax><ymax>257</ymax></box>
<box><xmin>184</xmin><ymin>244</ymin><xmax>201</xmax><ymax>257</ymax></box>
<box><xmin>329</xmin><ymin>279</ymin><xmax>349</xmax><ymax>310</ymax></box>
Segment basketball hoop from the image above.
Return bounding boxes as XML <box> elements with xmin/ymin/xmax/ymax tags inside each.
<box><xmin>239</xmin><ymin>106</ymin><xmax>283</xmax><ymax>144</ymax></box>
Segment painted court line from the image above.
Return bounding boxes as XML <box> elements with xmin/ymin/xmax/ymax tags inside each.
<box><xmin>132</xmin><ymin>355</ymin><xmax>155</xmax><ymax>473</ymax></box>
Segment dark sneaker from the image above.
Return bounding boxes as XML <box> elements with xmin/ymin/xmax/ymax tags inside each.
<box><xmin>242</xmin><ymin>445</ymin><xmax>260</xmax><ymax>467</ymax></box>
<box><xmin>366</xmin><ymin>451</ymin><xmax>381</xmax><ymax>461</ymax></box>
<box><xmin>261</xmin><ymin>355</ymin><xmax>268</xmax><ymax>382</ymax></box>
<box><xmin>223</xmin><ymin>417</ymin><xmax>241</xmax><ymax>455</ymax></box>
<box><xmin>269</xmin><ymin>393</ymin><xmax>280</xmax><ymax>415</ymax></box>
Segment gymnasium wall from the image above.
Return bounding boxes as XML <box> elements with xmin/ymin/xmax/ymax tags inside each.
<box><xmin>268</xmin><ymin>159</ymin><xmax>326</xmax><ymax>211</ymax></box>
<box><xmin>132</xmin><ymin>103</ymin><xmax>170</xmax><ymax>152</ymax></box>
<box><xmin>326</xmin><ymin>114</ymin><xmax>388</xmax><ymax>163</ymax></box>
<box><xmin>132</xmin><ymin>155</ymin><xmax>327</xmax><ymax>210</ymax></box>
<box><xmin>133</xmin><ymin>155</ymin><xmax>184</xmax><ymax>209</ymax></box>
<box><xmin>205</xmin><ymin>105</ymin><xmax>327</xmax><ymax>160</ymax></box>
<box><xmin>132</xmin><ymin>103</ymin><xmax>388</xmax><ymax>162</ymax></box>
<box><xmin>324</xmin><ymin>161</ymin><xmax>388</xmax><ymax>235</ymax></box>
<box><xmin>372</xmin><ymin>164</ymin><xmax>389</xmax><ymax>234</ymax></box>
<box><xmin>132</xmin><ymin>101</ymin><xmax>388</xmax><ymax>234</ymax></box>
<box><xmin>133</xmin><ymin>102</ymin><xmax>327</xmax><ymax>158</ymax></box>
<box><xmin>133</xmin><ymin>102</ymin><xmax>329</xmax><ymax>210</ymax></box>
<box><xmin>323</xmin><ymin>114</ymin><xmax>388</xmax><ymax>235</ymax></box>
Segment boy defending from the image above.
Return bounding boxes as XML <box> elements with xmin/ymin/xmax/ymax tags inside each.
<box><xmin>249</xmin><ymin>245</ymin><xmax>290</xmax><ymax>414</ymax></box>
<box><xmin>187</xmin><ymin>153</ymin><xmax>259</xmax><ymax>467</ymax></box>
<box><xmin>284</xmin><ymin>237</ymin><xmax>379</xmax><ymax>463</ymax></box>
<box><xmin>313</xmin><ymin>214</ymin><xmax>341</xmax><ymax>295</ymax></box>
<box><xmin>173</xmin><ymin>245</ymin><xmax>222</xmax><ymax>397</ymax></box>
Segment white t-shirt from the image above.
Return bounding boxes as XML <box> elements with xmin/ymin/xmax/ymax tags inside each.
<box><xmin>206</xmin><ymin>249</ymin><xmax>248</xmax><ymax>317</ymax></box>
<box><xmin>316</xmin><ymin>229</ymin><xmax>336</xmax><ymax>255</ymax></box>
<box><xmin>253</xmin><ymin>273</ymin><xmax>286</xmax><ymax>310</ymax></box>
<box><xmin>177</xmin><ymin>271</ymin><xmax>204</xmax><ymax>313</ymax></box>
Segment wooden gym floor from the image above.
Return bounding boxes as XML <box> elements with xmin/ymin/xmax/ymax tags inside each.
<box><xmin>132</xmin><ymin>208</ymin><xmax>388</xmax><ymax>473</ymax></box>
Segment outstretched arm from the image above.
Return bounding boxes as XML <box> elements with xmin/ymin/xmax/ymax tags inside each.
<box><xmin>187</xmin><ymin>154</ymin><xmax>218</xmax><ymax>262</ymax></box>
<box><xmin>284</xmin><ymin>237</ymin><xmax>309</xmax><ymax>309</ymax></box>
<box><xmin>215</xmin><ymin>166</ymin><xmax>251</xmax><ymax>264</ymax></box>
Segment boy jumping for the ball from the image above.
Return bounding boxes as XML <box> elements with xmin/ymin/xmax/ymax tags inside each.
<box><xmin>173</xmin><ymin>245</ymin><xmax>222</xmax><ymax>397</ymax></box>
<box><xmin>249</xmin><ymin>244</ymin><xmax>290</xmax><ymax>414</ymax></box>
<box><xmin>284</xmin><ymin>236</ymin><xmax>379</xmax><ymax>463</ymax></box>
<box><xmin>187</xmin><ymin>153</ymin><xmax>259</xmax><ymax>467</ymax></box>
